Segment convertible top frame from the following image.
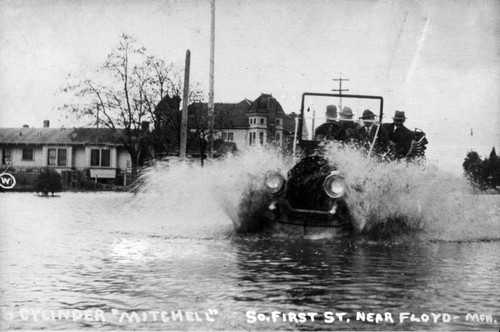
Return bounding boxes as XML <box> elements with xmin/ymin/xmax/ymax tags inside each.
<box><xmin>293</xmin><ymin>93</ymin><xmax>384</xmax><ymax>156</ymax></box>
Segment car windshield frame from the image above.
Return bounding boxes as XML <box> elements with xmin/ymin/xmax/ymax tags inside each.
<box><xmin>292</xmin><ymin>93</ymin><xmax>384</xmax><ymax>155</ymax></box>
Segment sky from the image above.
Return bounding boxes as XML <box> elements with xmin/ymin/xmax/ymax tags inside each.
<box><xmin>0</xmin><ymin>0</ymin><xmax>499</xmax><ymax>173</ymax></box>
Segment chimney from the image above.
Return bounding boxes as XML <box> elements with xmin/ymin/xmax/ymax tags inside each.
<box><xmin>43</xmin><ymin>120</ymin><xmax>50</xmax><ymax>128</ymax></box>
<box><xmin>141</xmin><ymin>121</ymin><xmax>150</xmax><ymax>132</ymax></box>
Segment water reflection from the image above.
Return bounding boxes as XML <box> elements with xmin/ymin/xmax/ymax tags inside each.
<box><xmin>1</xmin><ymin>193</ymin><xmax>499</xmax><ymax>331</ymax></box>
<box><xmin>230</xmin><ymin>237</ymin><xmax>500</xmax><ymax>330</ymax></box>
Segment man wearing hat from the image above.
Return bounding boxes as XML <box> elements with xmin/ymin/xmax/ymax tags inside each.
<box><xmin>339</xmin><ymin>106</ymin><xmax>358</xmax><ymax>140</ymax></box>
<box><xmin>356</xmin><ymin>109</ymin><xmax>389</xmax><ymax>153</ymax></box>
<box><xmin>315</xmin><ymin>105</ymin><xmax>348</xmax><ymax>142</ymax></box>
<box><xmin>339</xmin><ymin>106</ymin><xmax>355</xmax><ymax>128</ymax></box>
<box><xmin>382</xmin><ymin>110</ymin><xmax>415</xmax><ymax>159</ymax></box>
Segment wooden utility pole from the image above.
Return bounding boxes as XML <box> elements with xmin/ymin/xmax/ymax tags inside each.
<box><xmin>207</xmin><ymin>0</ymin><xmax>215</xmax><ymax>159</ymax></box>
<box><xmin>332</xmin><ymin>74</ymin><xmax>349</xmax><ymax>112</ymax></box>
<box><xmin>180</xmin><ymin>49</ymin><xmax>191</xmax><ymax>159</ymax></box>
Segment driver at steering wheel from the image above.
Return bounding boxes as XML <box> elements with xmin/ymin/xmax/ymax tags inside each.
<box><xmin>314</xmin><ymin>105</ymin><xmax>348</xmax><ymax>142</ymax></box>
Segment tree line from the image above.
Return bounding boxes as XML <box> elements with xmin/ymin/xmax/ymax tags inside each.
<box><xmin>463</xmin><ymin>147</ymin><xmax>500</xmax><ymax>191</ymax></box>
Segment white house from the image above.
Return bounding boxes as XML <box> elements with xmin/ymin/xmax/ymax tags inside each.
<box><xmin>188</xmin><ymin>93</ymin><xmax>295</xmax><ymax>151</ymax></box>
<box><xmin>0</xmin><ymin>123</ymin><xmax>131</xmax><ymax>186</ymax></box>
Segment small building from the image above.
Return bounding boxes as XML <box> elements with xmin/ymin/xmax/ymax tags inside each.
<box><xmin>0</xmin><ymin>122</ymin><xmax>131</xmax><ymax>189</ymax></box>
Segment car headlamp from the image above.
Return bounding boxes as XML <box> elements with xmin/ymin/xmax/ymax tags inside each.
<box><xmin>323</xmin><ymin>171</ymin><xmax>345</xmax><ymax>198</ymax></box>
<box><xmin>264</xmin><ymin>171</ymin><xmax>285</xmax><ymax>194</ymax></box>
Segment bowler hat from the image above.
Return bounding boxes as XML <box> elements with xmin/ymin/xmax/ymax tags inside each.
<box><xmin>361</xmin><ymin>109</ymin><xmax>375</xmax><ymax>119</ymax></box>
<box><xmin>340</xmin><ymin>106</ymin><xmax>353</xmax><ymax>117</ymax></box>
<box><xmin>326</xmin><ymin>105</ymin><xmax>337</xmax><ymax>118</ymax></box>
<box><xmin>392</xmin><ymin>110</ymin><xmax>406</xmax><ymax>120</ymax></box>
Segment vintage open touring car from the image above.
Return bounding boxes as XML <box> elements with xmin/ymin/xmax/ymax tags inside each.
<box><xmin>256</xmin><ymin>93</ymin><xmax>428</xmax><ymax>237</ymax></box>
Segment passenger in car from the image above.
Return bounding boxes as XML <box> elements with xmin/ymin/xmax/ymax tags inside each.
<box><xmin>355</xmin><ymin>109</ymin><xmax>390</xmax><ymax>154</ymax></box>
<box><xmin>339</xmin><ymin>106</ymin><xmax>359</xmax><ymax>140</ymax></box>
<box><xmin>382</xmin><ymin>110</ymin><xmax>415</xmax><ymax>159</ymax></box>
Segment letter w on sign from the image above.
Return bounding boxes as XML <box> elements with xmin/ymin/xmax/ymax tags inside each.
<box><xmin>0</xmin><ymin>173</ymin><xmax>16</xmax><ymax>189</ymax></box>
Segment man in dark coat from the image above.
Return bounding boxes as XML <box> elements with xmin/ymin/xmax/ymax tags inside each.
<box><xmin>356</xmin><ymin>109</ymin><xmax>390</xmax><ymax>154</ymax></box>
<box><xmin>382</xmin><ymin>110</ymin><xmax>415</xmax><ymax>159</ymax></box>
<box><xmin>339</xmin><ymin>106</ymin><xmax>359</xmax><ymax>140</ymax></box>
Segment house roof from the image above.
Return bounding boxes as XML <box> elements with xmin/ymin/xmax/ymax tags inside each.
<box><xmin>0</xmin><ymin>127</ymin><xmax>124</xmax><ymax>145</ymax></box>
<box><xmin>187</xmin><ymin>95</ymin><xmax>290</xmax><ymax>130</ymax></box>
<box><xmin>214</xmin><ymin>100</ymin><xmax>249</xmax><ymax>128</ymax></box>
<box><xmin>247</xmin><ymin>94</ymin><xmax>286</xmax><ymax>117</ymax></box>
<box><xmin>188</xmin><ymin>100</ymin><xmax>250</xmax><ymax>129</ymax></box>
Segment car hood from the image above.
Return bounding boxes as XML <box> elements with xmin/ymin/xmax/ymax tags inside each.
<box><xmin>284</xmin><ymin>156</ymin><xmax>337</xmax><ymax>211</ymax></box>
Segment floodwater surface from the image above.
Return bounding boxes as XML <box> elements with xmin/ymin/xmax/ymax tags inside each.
<box><xmin>1</xmin><ymin>147</ymin><xmax>499</xmax><ymax>331</ymax></box>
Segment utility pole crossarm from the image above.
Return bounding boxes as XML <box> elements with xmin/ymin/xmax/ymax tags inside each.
<box><xmin>332</xmin><ymin>75</ymin><xmax>349</xmax><ymax>111</ymax></box>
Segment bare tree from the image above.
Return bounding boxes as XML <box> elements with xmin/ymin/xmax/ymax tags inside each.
<box><xmin>59</xmin><ymin>34</ymin><xmax>189</xmax><ymax>175</ymax></box>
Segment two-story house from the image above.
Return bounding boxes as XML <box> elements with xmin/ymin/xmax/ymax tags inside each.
<box><xmin>187</xmin><ymin>93</ymin><xmax>295</xmax><ymax>151</ymax></box>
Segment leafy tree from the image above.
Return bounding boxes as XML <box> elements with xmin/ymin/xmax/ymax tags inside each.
<box><xmin>463</xmin><ymin>149</ymin><xmax>500</xmax><ymax>190</ymax></box>
<box><xmin>34</xmin><ymin>168</ymin><xmax>63</xmax><ymax>196</ymax></box>
<box><xmin>485</xmin><ymin>147</ymin><xmax>500</xmax><ymax>188</ymax></box>
<box><xmin>463</xmin><ymin>151</ymin><xmax>487</xmax><ymax>189</ymax></box>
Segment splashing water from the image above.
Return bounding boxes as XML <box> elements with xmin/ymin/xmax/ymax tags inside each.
<box><xmin>133</xmin><ymin>145</ymin><xmax>499</xmax><ymax>242</ymax></box>
<box><xmin>322</xmin><ymin>142</ymin><xmax>500</xmax><ymax>241</ymax></box>
<box><xmin>133</xmin><ymin>147</ymin><xmax>294</xmax><ymax>236</ymax></box>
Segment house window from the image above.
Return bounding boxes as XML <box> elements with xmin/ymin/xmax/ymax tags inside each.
<box><xmin>48</xmin><ymin>148</ymin><xmax>67</xmax><ymax>166</ymax></box>
<box><xmin>260</xmin><ymin>118</ymin><xmax>265</xmax><ymax>125</ymax></box>
<box><xmin>58</xmin><ymin>149</ymin><xmax>67</xmax><ymax>166</ymax></box>
<box><xmin>259</xmin><ymin>132</ymin><xmax>264</xmax><ymax>145</ymax></box>
<box><xmin>90</xmin><ymin>148</ymin><xmax>111</xmax><ymax>167</ymax></box>
<box><xmin>222</xmin><ymin>132</ymin><xmax>227</xmax><ymax>141</ymax></box>
<box><xmin>22</xmin><ymin>148</ymin><xmax>34</xmax><ymax>161</ymax></box>
<box><xmin>101</xmin><ymin>149</ymin><xmax>110</xmax><ymax>166</ymax></box>
<box><xmin>2</xmin><ymin>148</ymin><xmax>12</xmax><ymax>164</ymax></box>
<box><xmin>48</xmin><ymin>149</ymin><xmax>56</xmax><ymax>165</ymax></box>
<box><xmin>91</xmin><ymin>150</ymin><xmax>100</xmax><ymax>166</ymax></box>
<box><xmin>227</xmin><ymin>132</ymin><xmax>234</xmax><ymax>141</ymax></box>
<box><xmin>250</xmin><ymin>132</ymin><xmax>257</xmax><ymax>146</ymax></box>
<box><xmin>277</xmin><ymin>119</ymin><xmax>282</xmax><ymax>126</ymax></box>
